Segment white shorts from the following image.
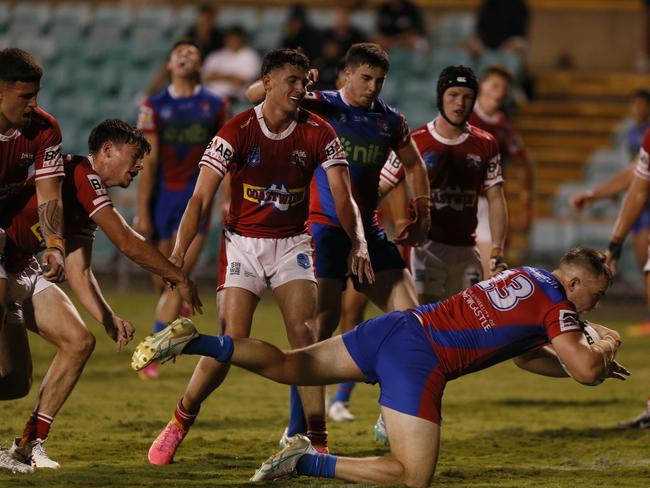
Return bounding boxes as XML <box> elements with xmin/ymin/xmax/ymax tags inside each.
<box><xmin>5</xmin><ymin>260</ymin><xmax>55</xmax><ymax>324</ymax></box>
<box><xmin>218</xmin><ymin>230</ymin><xmax>316</xmax><ymax>297</ymax></box>
<box><xmin>644</xmin><ymin>252</ymin><xmax>650</xmax><ymax>273</ymax></box>
<box><xmin>411</xmin><ymin>239</ymin><xmax>482</xmax><ymax>299</ymax></box>
<box><xmin>475</xmin><ymin>195</ymin><xmax>491</xmax><ymax>245</ymax></box>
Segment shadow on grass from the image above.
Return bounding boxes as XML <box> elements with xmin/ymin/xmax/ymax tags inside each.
<box><xmin>492</xmin><ymin>397</ymin><xmax>626</xmax><ymax>408</ymax></box>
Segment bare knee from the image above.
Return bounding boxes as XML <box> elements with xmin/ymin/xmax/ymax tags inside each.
<box><xmin>58</xmin><ymin>327</ymin><xmax>96</xmax><ymax>362</ymax></box>
<box><xmin>285</xmin><ymin>319</ymin><xmax>316</xmax><ymax>348</ymax></box>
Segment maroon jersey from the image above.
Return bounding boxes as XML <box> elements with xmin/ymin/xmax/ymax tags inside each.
<box><xmin>381</xmin><ymin>119</ymin><xmax>503</xmax><ymax>246</ymax></box>
<box><xmin>0</xmin><ymin>107</ymin><xmax>64</xmax><ymax>204</ymax></box>
<box><xmin>469</xmin><ymin>105</ymin><xmax>525</xmax><ymax>170</ymax></box>
<box><xmin>634</xmin><ymin>128</ymin><xmax>650</xmax><ymax>181</ymax></box>
<box><xmin>200</xmin><ymin>104</ymin><xmax>347</xmax><ymax>238</ymax></box>
<box><xmin>2</xmin><ymin>155</ymin><xmax>112</xmax><ymax>273</ymax></box>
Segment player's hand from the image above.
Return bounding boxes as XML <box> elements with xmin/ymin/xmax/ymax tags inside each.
<box><xmin>306</xmin><ymin>68</ymin><xmax>319</xmax><ymax>90</ymax></box>
<box><xmin>42</xmin><ymin>248</ymin><xmax>66</xmax><ymax>283</ymax></box>
<box><xmin>132</xmin><ymin>213</ymin><xmax>153</xmax><ymax>239</ymax></box>
<box><xmin>607</xmin><ymin>360</ymin><xmax>630</xmax><ymax>380</ymax></box>
<box><xmin>605</xmin><ymin>240</ymin><xmax>622</xmax><ymax>276</ymax></box>
<box><xmin>349</xmin><ymin>239</ymin><xmax>374</xmax><ymax>284</ymax></box>
<box><xmin>587</xmin><ymin>321</ymin><xmax>622</xmax><ymax>346</ymax></box>
<box><xmin>105</xmin><ymin>315</ymin><xmax>135</xmax><ymax>352</ymax></box>
<box><xmin>177</xmin><ymin>278</ymin><xmax>203</xmax><ymax>315</ymax></box>
<box><xmin>169</xmin><ymin>251</ymin><xmax>185</xmax><ymax>270</ymax></box>
<box><xmin>569</xmin><ymin>190</ymin><xmax>595</xmax><ymax>211</ymax></box>
<box><xmin>489</xmin><ymin>250</ymin><xmax>508</xmax><ymax>276</ymax></box>
<box><xmin>394</xmin><ymin>216</ymin><xmax>429</xmax><ymax>247</ymax></box>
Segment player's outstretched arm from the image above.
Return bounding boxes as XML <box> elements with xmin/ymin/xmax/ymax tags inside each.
<box><xmin>65</xmin><ymin>237</ymin><xmax>134</xmax><ymax>351</ymax></box>
<box><xmin>171</xmin><ymin>166</ymin><xmax>223</xmax><ymax>270</ymax></box>
<box><xmin>325</xmin><ymin>166</ymin><xmax>374</xmax><ymax>284</ymax></box>
<box><xmin>485</xmin><ymin>183</ymin><xmax>509</xmax><ymax>275</ymax></box>
<box><xmin>393</xmin><ymin>141</ymin><xmax>430</xmax><ymax>246</ymax></box>
<box><xmin>513</xmin><ymin>345</ymin><xmax>570</xmax><ymax>377</ymax></box>
<box><xmin>569</xmin><ymin>165</ymin><xmax>634</xmax><ymax>211</ymax></box>
<box><xmin>133</xmin><ymin>132</ymin><xmax>159</xmax><ymax>238</ymax></box>
<box><xmin>607</xmin><ymin>174</ymin><xmax>650</xmax><ymax>272</ymax></box>
<box><xmin>36</xmin><ymin>177</ymin><xmax>66</xmax><ymax>283</ymax></box>
<box><xmin>91</xmin><ymin>206</ymin><xmax>202</xmax><ymax>314</ymax></box>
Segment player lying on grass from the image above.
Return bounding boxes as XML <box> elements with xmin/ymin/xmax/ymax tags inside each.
<box><xmin>133</xmin><ymin>247</ymin><xmax>628</xmax><ymax>487</ymax></box>
<box><xmin>0</xmin><ymin>119</ymin><xmax>201</xmax><ymax>474</ymax></box>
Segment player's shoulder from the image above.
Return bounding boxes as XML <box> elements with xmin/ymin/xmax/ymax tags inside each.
<box><xmin>372</xmin><ymin>97</ymin><xmax>403</xmax><ymax>119</ymax></box>
<box><xmin>64</xmin><ymin>154</ymin><xmax>95</xmax><ymax>178</ymax></box>
<box><xmin>520</xmin><ymin>266</ymin><xmax>568</xmax><ymax>304</ymax></box>
<box><xmin>306</xmin><ymin>89</ymin><xmax>336</xmax><ymax>104</ymax></box>
<box><xmin>146</xmin><ymin>88</ymin><xmax>171</xmax><ymax>107</ymax></box>
<box><xmin>225</xmin><ymin>107</ymin><xmax>256</xmax><ymax>128</ymax></box>
<box><xmin>467</xmin><ymin>123</ymin><xmax>498</xmax><ymax>143</ymax></box>
<box><xmin>642</xmin><ymin>126</ymin><xmax>650</xmax><ymax>150</ymax></box>
<box><xmin>24</xmin><ymin>107</ymin><xmax>61</xmax><ymax>139</ymax></box>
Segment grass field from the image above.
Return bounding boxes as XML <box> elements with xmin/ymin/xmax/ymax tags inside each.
<box><xmin>1</xmin><ymin>289</ymin><xmax>650</xmax><ymax>487</ymax></box>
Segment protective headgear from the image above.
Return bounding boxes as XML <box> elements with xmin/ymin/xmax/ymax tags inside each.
<box><xmin>436</xmin><ymin>65</ymin><xmax>479</xmax><ymax>127</ymax></box>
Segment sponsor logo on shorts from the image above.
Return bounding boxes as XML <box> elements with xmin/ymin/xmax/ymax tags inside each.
<box><xmin>243</xmin><ymin>183</ymin><xmax>306</xmax><ymax>211</ymax></box>
<box><xmin>247</xmin><ymin>147</ymin><xmax>261</xmax><ymax>167</ymax></box>
<box><xmin>229</xmin><ymin>262</ymin><xmax>241</xmax><ymax>276</ymax></box>
<box><xmin>296</xmin><ymin>253</ymin><xmax>310</xmax><ymax>269</ymax></box>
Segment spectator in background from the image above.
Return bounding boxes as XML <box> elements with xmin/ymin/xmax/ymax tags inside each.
<box><xmin>312</xmin><ymin>8</ymin><xmax>368</xmax><ymax>90</ymax></box>
<box><xmin>374</xmin><ymin>0</ymin><xmax>428</xmax><ymax>51</ymax></box>
<box><xmin>146</xmin><ymin>4</ymin><xmax>224</xmax><ymax>96</ymax></box>
<box><xmin>281</xmin><ymin>4</ymin><xmax>323</xmax><ymax>62</ymax></box>
<box><xmin>570</xmin><ymin>90</ymin><xmax>650</xmax><ymax>335</ymax></box>
<box><xmin>468</xmin><ymin>0</ymin><xmax>529</xmax><ymax>56</ymax></box>
<box><xmin>202</xmin><ymin>26</ymin><xmax>261</xmax><ymax>102</ymax></box>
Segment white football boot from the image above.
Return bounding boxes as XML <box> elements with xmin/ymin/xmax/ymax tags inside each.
<box><xmin>0</xmin><ymin>445</ymin><xmax>33</xmax><ymax>474</ymax></box>
<box><xmin>251</xmin><ymin>434</ymin><xmax>316</xmax><ymax>482</ymax></box>
<box><xmin>328</xmin><ymin>401</ymin><xmax>355</xmax><ymax>422</ymax></box>
<box><xmin>10</xmin><ymin>438</ymin><xmax>60</xmax><ymax>469</ymax></box>
<box><xmin>373</xmin><ymin>414</ymin><xmax>389</xmax><ymax>444</ymax></box>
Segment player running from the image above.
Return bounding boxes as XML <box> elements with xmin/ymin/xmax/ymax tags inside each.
<box><xmin>246</xmin><ymin>42</ymin><xmax>430</xmax><ymax>432</ymax></box>
<box><xmin>134</xmin><ymin>38</ymin><xmax>229</xmax><ymax>380</ymax></box>
<box><xmin>146</xmin><ymin>48</ymin><xmax>372</xmax><ymax>465</ymax></box>
<box><xmin>134</xmin><ymin>247</ymin><xmax>626</xmax><ymax>487</ymax></box>
<box><xmin>0</xmin><ymin>119</ymin><xmax>200</xmax><ymax>473</ymax></box>
<box><xmin>605</xmin><ymin>126</ymin><xmax>650</xmax><ymax>429</ymax></box>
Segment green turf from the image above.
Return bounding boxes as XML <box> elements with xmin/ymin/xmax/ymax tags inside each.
<box><xmin>1</xmin><ymin>290</ymin><xmax>649</xmax><ymax>487</ymax></box>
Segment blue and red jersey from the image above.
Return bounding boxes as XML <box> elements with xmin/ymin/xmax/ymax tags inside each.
<box><xmin>305</xmin><ymin>90</ymin><xmax>410</xmax><ymax>228</ymax></box>
<box><xmin>137</xmin><ymin>86</ymin><xmax>229</xmax><ymax>191</ymax></box>
<box><xmin>411</xmin><ymin>266</ymin><xmax>581</xmax><ymax>380</ymax></box>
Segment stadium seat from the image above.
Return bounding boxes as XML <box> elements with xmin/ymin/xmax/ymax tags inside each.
<box><xmin>132</xmin><ymin>6</ymin><xmax>174</xmax><ymax>31</ymax></box>
<box><xmin>93</xmin><ymin>4</ymin><xmax>133</xmax><ymax>30</ymax></box>
<box><xmin>218</xmin><ymin>6</ymin><xmax>258</xmax><ymax>31</ymax></box>
<box><xmin>0</xmin><ymin>3</ymin><xmax>10</xmax><ymax>34</ymax></box>
<box><xmin>433</xmin><ymin>13</ymin><xmax>474</xmax><ymax>48</ymax></box>
<box><xmin>251</xmin><ymin>28</ymin><xmax>283</xmax><ymax>54</ymax></box>
<box><xmin>52</xmin><ymin>2</ymin><xmax>92</xmax><ymax>30</ymax></box>
<box><xmin>431</xmin><ymin>47</ymin><xmax>474</xmax><ymax>75</ymax></box>
<box><xmin>11</xmin><ymin>2</ymin><xmax>51</xmax><ymax>34</ymax></box>
<box><xmin>174</xmin><ymin>5</ymin><xmax>197</xmax><ymax>33</ymax></box>
<box><xmin>259</xmin><ymin>7</ymin><xmax>289</xmax><ymax>30</ymax></box>
<box><xmin>476</xmin><ymin>50</ymin><xmax>522</xmax><ymax>79</ymax></box>
<box><xmin>349</xmin><ymin>9</ymin><xmax>376</xmax><ymax>36</ymax></box>
<box><xmin>308</xmin><ymin>8</ymin><xmax>336</xmax><ymax>30</ymax></box>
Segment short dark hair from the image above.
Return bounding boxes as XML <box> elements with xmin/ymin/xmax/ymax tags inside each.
<box><xmin>88</xmin><ymin>119</ymin><xmax>151</xmax><ymax>160</ymax></box>
<box><xmin>225</xmin><ymin>25</ymin><xmax>247</xmax><ymax>39</ymax></box>
<box><xmin>632</xmin><ymin>89</ymin><xmax>650</xmax><ymax>105</ymax></box>
<box><xmin>559</xmin><ymin>247</ymin><xmax>613</xmax><ymax>285</ymax></box>
<box><xmin>344</xmin><ymin>43</ymin><xmax>389</xmax><ymax>72</ymax></box>
<box><xmin>482</xmin><ymin>64</ymin><xmax>514</xmax><ymax>84</ymax></box>
<box><xmin>0</xmin><ymin>48</ymin><xmax>43</xmax><ymax>83</ymax></box>
<box><xmin>261</xmin><ymin>48</ymin><xmax>310</xmax><ymax>77</ymax></box>
<box><xmin>170</xmin><ymin>37</ymin><xmax>202</xmax><ymax>57</ymax></box>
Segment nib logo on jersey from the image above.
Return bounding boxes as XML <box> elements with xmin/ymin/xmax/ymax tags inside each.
<box><xmin>431</xmin><ymin>186</ymin><xmax>477</xmax><ymax>211</ymax></box>
<box><xmin>243</xmin><ymin>182</ymin><xmax>306</xmax><ymax>211</ymax></box>
<box><xmin>339</xmin><ymin>136</ymin><xmax>383</xmax><ymax>166</ymax></box>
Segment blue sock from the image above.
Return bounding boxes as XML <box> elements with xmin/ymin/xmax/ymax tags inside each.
<box><xmin>287</xmin><ymin>385</ymin><xmax>307</xmax><ymax>436</ymax></box>
<box><xmin>333</xmin><ymin>382</ymin><xmax>356</xmax><ymax>404</ymax></box>
<box><xmin>296</xmin><ymin>453</ymin><xmax>337</xmax><ymax>478</ymax></box>
<box><xmin>153</xmin><ymin>320</ymin><xmax>167</xmax><ymax>333</ymax></box>
<box><xmin>183</xmin><ymin>334</ymin><xmax>234</xmax><ymax>362</ymax></box>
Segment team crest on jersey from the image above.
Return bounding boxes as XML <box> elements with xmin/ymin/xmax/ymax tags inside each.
<box><xmin>422</xmin><ymin>151</ymin><xmax>439</xmax><ymax>171</ymax></box>
<box><xmin>243</xmin><ymin>183</ymin><xmax>306</xmax><ymax>211</ymax></box>
<box><xmin>377</xmin><ymin>119</ymin><xmax>390</xmax><ymax>135</ymax></box>
<box><xmin>336</xmin><ymin>113</ymin><xmax>348</xmax><ymax>123</ymax></box>
<box><xmin>160</xmin><ymin>106</ymin><xmax>173</xmax><ymax>120</ymax></box>
<box><xmin>292</xmin><ymin>149</ymin><xmax>307</xmax><ymax>167</ymax></box>
<box><xmin>247</xmin><ymin>147</ymin><xmax>261</xmax><ymax>167</ymax></box>
<box><xmin>296</xmin><ymin>253</ymin><xmax>310</xmax><ymax>269</ymax></box>
<box><xmin>18</xmin><ymin>152</ymin><xmax>34</xmax><ymax>167</ymax></box>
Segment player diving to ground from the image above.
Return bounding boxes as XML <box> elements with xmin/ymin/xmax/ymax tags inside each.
<box><xmin>133</xmin><ymin>247</ymin><xmax>627</xmax><ymax>487</ymax></box>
